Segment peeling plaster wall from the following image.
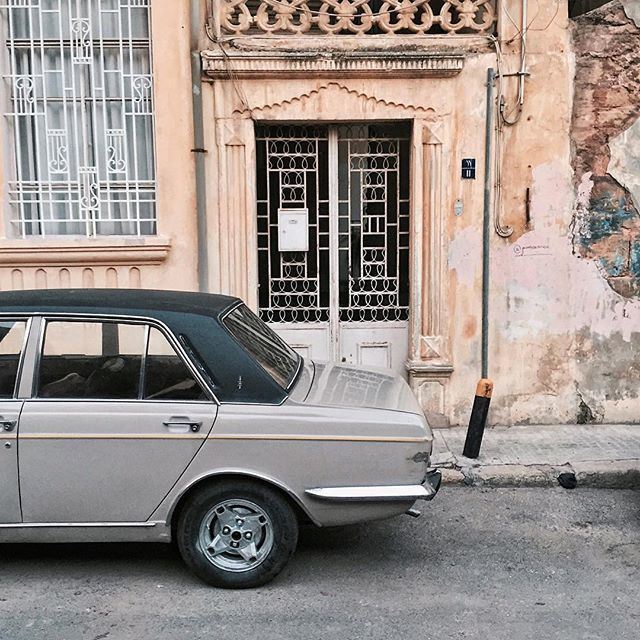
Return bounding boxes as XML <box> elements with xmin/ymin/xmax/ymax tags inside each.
<box><xmin>565</xmin><ymin>0</ymin><xmax>640</xmax><ymax>423</ymax></box>
<box><xmin>571</xmin><ymin>0</ymin><xmax>640</xmax><ymax>294</ymax></box>
<box><xmin>448</xmin><ymin>0</ymin><xmax>640</xmax><ymax>427</ymax></box>
<box><xmin>447</xmin><ymin>2</ymin><xmax>579</xmax><ymax>427</ymax></box>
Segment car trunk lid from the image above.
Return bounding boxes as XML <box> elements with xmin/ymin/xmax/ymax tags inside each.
<box><xmin>293</xmin><ymin>360</ymin><xmax>424</xmax><ymax>416</ymax></box>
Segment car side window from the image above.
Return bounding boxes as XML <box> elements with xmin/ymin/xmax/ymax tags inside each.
<box><xmin>0</xmin><ymin>320</ymin><xmax>27</xmax><ymax>399</ymax></box>
<box><xmin>38</xmin><ymin>321</ymin><xmax>145</xmax><ymax>399</ymax></box>
<box><xmin>143</xmin><ymin>328</ymin><xmax>206</xmax><ymax>401</ymax></box>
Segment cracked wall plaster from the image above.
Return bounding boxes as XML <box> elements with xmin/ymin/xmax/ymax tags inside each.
<box><xmin>609</xmin><ymin>116</ymin><xmax>640</xmax><ymax>211</ymax></box>
<box><xmin>571</xmin><ymin>0</ymin><xmax>640</xmax><ymax>298</ymax></box>
<box><xmin>621</xmin><ymin>0</ymin><xmax>640</xmax><ymax>27</ymax></box>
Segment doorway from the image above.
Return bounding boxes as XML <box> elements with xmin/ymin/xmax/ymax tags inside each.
<box><xmin>256</xmin><ymin>122</ymin><xmax>411</xmax><ymax>376</ymax></box>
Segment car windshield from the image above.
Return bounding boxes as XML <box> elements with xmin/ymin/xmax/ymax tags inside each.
<box><xmin>222</xmin><ymin>304</ymin><xmax>301</xmax><ymax>390</ymax></box>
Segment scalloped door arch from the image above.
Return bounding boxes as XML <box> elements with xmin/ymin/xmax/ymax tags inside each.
<box><xmin>234</xmin><ymin>81</ymin><xmax>439</xmax><ymax>123</ymax></box>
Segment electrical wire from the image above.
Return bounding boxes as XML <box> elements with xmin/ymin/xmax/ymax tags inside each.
<box><xmin>489</xmin><ymin>34</ymin><xmax>514</xmax><ymax>237</ymax></box>
<box><xmin>524</xmin><ymin>0</ymin><xmax>560</xmax><ymax>32</ymax></box>
<box><xmin>502</xmin><ymin>0</ymin><xmax>560</xmax><ymax>43</ymax></box>
<box><xmin>492</xmin><ymin>34</ymin><xmax>523</xmax><ymax>126</ymax></box>
<box><xmin>218</xmin><ymin>41</ymin><xmax>257</xmax><ymax>119</ymax></box>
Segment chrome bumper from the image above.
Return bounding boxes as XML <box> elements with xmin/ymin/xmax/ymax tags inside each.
<box><xmin>305</xmin><ymin>469</ymin><xmax>442</xmax><ymax>502</ymax></box>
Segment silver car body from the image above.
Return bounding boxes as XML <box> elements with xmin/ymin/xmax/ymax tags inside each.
<box><xmin>0</xmin><ymin>291</ymin><xmax>438</xmax><ymax>544</ymax></box>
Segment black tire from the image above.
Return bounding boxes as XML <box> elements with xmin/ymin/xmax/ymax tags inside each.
<box><xmin>176</xmin><ymin>479</ymin><xmax>299</xmax><ymax>588</ymax></box>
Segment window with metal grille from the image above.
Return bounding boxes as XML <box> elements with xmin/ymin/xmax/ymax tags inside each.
<box><xmin>1</xmin><ymin>0</ymin><xmax>156</xmax><ymax>237</ymax></box>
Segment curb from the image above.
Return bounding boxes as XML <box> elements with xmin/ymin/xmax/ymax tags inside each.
<box><xmin>436</xmin><ymin>460</ymin><xmax>640</xmax><ymax>489</ymax></box>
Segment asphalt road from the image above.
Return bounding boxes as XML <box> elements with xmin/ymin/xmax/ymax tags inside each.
<box><xmin>0</xmin><ymin>487</ymin><xmax>638</xmax><ymax>640</ymax></box>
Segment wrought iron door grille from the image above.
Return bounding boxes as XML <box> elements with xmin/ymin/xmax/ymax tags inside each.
<box><xmin>338</xmin><ymin>124</ymin><xmax>410</xmax><ymax>322</ymax></box>
<box><xmin>256</xmin><ymin>124</ymin><xmax>330</xmax><ymax>324</ymax></box>
<box><xmin>257</xmin><ymin>122</ymin><xmax>410</xmax><ymax>326</ymax></box>
<box><xmin>1</xmin><ymin>0</ymin><xmax>156</xmax><ymax>237</ymax></box>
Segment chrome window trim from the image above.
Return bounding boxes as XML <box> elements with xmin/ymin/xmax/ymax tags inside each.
<box><xmin>139</xmin><ymin>323</ymin><xmax>151</xmax><ymax>399</ymax></box>
<box><xmin>0</xmin><ymin>312</ymin><xmax>220</xmax><ymax>405</ymax></box>
<box><xmin>16</xmin><ymin>316</ymin><xmax>43</xmax><ymax>399</ymax></box>
<box><xmin>0</xmin><ymin>315</ymin><xmax>32</xmax><ymax>400</ymax></box>
<box><xmin>13</xmin><ymin>317</ymin><xmax>32</xmax><ymax>399</ymax></box>
<box><xmin>21</xmin><ymin>398</ymin><xmax>217</xmax><ymax>407</ymax></box>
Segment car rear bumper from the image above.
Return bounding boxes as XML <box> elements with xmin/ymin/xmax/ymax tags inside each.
<box><xmin>305</xmin><ymin>469</ymin><xmax>442</xmax><ymax>502</ymax></box>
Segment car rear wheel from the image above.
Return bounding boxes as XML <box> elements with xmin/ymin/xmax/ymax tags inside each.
<box><xmin>176</xmin><ymin>480</ymin><xmax>298</xmax><ymax>588</ymax></box>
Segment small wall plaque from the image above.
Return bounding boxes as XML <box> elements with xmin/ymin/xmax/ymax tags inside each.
<box><xmin>462</xmin><ymin>158</ymin><xmax>476</xmax><ymax>180</ymax></box>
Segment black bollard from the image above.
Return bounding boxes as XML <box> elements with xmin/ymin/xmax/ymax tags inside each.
<box><xmin>463</xmin><ymin>379</ymin><xmax>493</xmax><ymax>459</ymax></box>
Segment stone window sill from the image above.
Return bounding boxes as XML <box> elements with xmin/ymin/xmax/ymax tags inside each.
<box><xmin>0</xmin><ymin>237</ymin><xmax>172</xmax><ymax>267</ymax></box>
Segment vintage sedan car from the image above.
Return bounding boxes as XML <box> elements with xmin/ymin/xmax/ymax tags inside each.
<box><xmin>0</xmin><ymin>289</ymin><xmax>440</xmax><ymax>588</ymax></box>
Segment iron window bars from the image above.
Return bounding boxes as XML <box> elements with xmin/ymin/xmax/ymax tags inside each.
<box><xmin>1</xmin><ymin>0</ymin><xmax>156</xmax><ymax>237</ymax></box>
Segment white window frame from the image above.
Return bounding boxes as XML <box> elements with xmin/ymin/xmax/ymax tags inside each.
<box><xmin>0</xmin><ymin>0</ymin><xmax>157</xmax><ymax>237</ymax></box>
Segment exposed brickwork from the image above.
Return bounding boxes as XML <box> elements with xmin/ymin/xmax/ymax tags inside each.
<box><xmin>572</xmin><ymin>2</ymin><xmax>640</xmax><ymax>178</ymax></box>
<box><xmin>571</xmin><ymin>1</ymin><xmax>640</xmax><ymax>296</ymax></box>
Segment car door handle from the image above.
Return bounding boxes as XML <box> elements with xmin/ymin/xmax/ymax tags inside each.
<box><xmin>163</xmin><ymin>419</ymin><xmax>202</xmax><ymax>433</ymax></box>
<box><xmin>0</xmin><ymin>420</ymin><xmax>16</xmax><ymax>432</ymax></box>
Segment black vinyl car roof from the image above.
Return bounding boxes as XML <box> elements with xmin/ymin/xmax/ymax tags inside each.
<box><xmin>0</xmin><ymin>289</ymin><xmax>288</xmax><ymax>405</ymax></box>
<box><xmin>0</xmin><ymin>288</ymin><xmax>240</xmax><ymax>318</ymax></box>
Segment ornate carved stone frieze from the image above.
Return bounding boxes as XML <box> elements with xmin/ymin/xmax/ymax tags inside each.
<box><xmin>216</xmin><ymin>0</ymin><xmax>496</xmax><ymax>37</ymax></box>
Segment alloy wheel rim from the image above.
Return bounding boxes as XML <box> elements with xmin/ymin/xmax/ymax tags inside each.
<box><xmin>198</xmin><ymin>498</ymin><xmax>274</xmax><ymax>572</ymax></box>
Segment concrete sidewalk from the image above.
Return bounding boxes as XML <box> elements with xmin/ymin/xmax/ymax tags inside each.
<box><xmin>432</xmin><ymin>424</ymin><xmax>640</xmax><ymax>488</ymax></box>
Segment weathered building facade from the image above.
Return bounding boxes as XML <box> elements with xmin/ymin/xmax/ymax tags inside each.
<box><xmin>0</xmin><ymin>0</ymin><xmax>638</xmax><ymax>426</ymax></box>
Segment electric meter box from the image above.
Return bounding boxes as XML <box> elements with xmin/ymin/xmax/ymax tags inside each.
<box><xmin>278</xmin><ymin>208</ymin><xmax>309</xmax><ymax>252</ymax></box>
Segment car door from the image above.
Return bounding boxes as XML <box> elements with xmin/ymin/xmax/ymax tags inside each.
<box><xmin>0</xmin><ymin>318</ymin><xmax>29</xmax><ymax>523</ymax></box>
<box><xmin>18</xmin><ymin>318</ymin><xmax>218</xmax><ymax>523</ymax></box>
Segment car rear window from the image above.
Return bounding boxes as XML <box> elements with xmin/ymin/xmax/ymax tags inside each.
<box><xmin>222</xmin><ymin>304</ymin><xmax>300</xmax><ymax>390</ymax></box>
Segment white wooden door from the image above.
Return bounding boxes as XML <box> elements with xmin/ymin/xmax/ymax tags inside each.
<box><xmin>256</xmin><ymin>123</ymin><xmax>411</xmax><ymax>377</ymax></box>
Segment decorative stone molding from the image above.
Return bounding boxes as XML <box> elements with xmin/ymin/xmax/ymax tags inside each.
<box><xmin>419</xmin><ymin>335</ymin><xmax>447</xmax><ymax>361</ymax></box>
<box><xmin>215</xmin><ymin>0</ymin><xmax>496</xmax><ymax>37</ymax></box>
<box><xmin>407</xmin><ymin>361</ymin><xmax>455</xmax><ymax>376</ymax></box>
<box><xmin>227</xmin><ymin>81</ymin><xmax>439</xmax><ymax>119</ymax></box>
<box><xmin>208</xmin><ymin>118</ymin><xmax>258</xmax><ymax>308</ymax></box>
<box><xmin>0</xmin><ymin>265</ymin><xmax>146</xmax><ymax>291</ymax></box>
<box><xmin>0</xmin><ymin>237</ymin><xmax>171</xmax><ymax>267</ymax></box>
<box><xmin>421</xmin><ymin>124</ymin><xmax>445</xmax><ymax>346</ymax></box>
<box><xmin>404</xmin><ymin>122</ymin><xmax>452</xmax><ymax>375</ymax></box>
<box><xmin>407</xmin><ymin>363</ymin><xmax>453</xmax><ymax>427</ymax></box>
<box><xmin>202</xmin><ymin>50</ymin><xmax>465</xmax><ymax>79</ymax></box>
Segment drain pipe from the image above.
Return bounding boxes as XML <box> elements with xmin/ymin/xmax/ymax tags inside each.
<box><xmin>190</xmin><ymin>0</ymin><xmax>209</xmax><ymax>292</ymax></box>
<box><xmin>481</xmin><ymin>67</ymin><xmax>494</xmax><ymax>380</ymax></box>
<box><xmin>463</xmin><ymin>68</ymin><xmax>495</xmax><ymax>459</ymax></box>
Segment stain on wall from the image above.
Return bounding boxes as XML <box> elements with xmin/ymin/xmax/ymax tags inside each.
<box><xmin>575</xmin><ymin>175</ymin><xmax>640</xmax><ymax>296</ymax></box>
<box><xmin>571</xmin><ymin>1</ymin><xmax>640</xmax><ymax>297</ymax></box>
